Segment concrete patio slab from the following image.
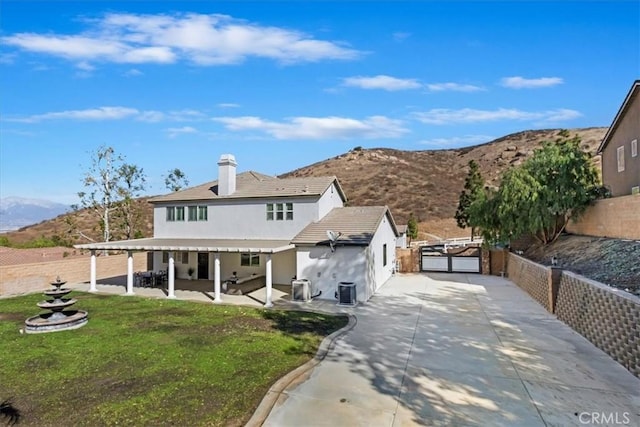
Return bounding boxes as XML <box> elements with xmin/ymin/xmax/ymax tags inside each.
<box><xmin>260</xmin><ymin>273</ymin><xmax>640</xmax><ymax>427</ymax></box>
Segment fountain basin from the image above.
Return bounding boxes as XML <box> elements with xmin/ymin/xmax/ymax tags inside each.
<box><xmin>44</xmin><ymin>288</ymin><xmax>72</xmax><ymax>297</ymax></box>
<box><xmin>37</xmin><ymin>298</ymin><xmax>77</xmax><ymax>310</ymax></box>
<box><xmin>25</xmin><ymin>310</ymin><xmax>88</xmax><ymax>334</ymax></box>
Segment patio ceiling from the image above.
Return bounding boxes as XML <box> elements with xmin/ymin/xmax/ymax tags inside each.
<box><xmin>74</xmin><ymin>238</ymin><xmax>295</xmax><ymax>253</ymax></box>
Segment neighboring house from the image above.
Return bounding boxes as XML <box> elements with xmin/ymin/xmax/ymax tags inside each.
<box><xmin>597</xmin><ymin>80</ymin><xmax>640</xmax><ymax>197</ymax></box>
<box><xmin>76</xmin><ymin>154</ymin><xmax>399</xmax><ymax>306</ymax></box>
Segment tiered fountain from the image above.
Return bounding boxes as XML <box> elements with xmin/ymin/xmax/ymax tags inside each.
<box><xmin>24</xmin><ymin>277</ymin><xmax>88</xmax><ymax>334</ymax></box>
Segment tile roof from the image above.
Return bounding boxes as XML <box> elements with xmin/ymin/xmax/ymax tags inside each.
<box><xmin>291</xmin><ymin>206</ymin><xmax>399</xmax><ymax>246</ymax></box>
<box><xmin>149</xmin><ymin>171</ymin><xmax>347</xmax><ymax>203</ymax></box>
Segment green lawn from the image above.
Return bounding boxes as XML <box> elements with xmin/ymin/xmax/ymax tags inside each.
<box><xmin>0</xmin><ymin>292</ymin><xmax>348</xmax><ymax>426</ymax></box>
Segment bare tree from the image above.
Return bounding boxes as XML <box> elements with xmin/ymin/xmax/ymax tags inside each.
<box><xmin>114</xmin><ymin>163</ymin><xmax>147</xmax><ymax>240</ymax></box>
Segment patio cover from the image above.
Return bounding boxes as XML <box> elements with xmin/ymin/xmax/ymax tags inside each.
<box><xmin>74</xmin><ymin>238</ymin><xmax>295</xmax><ymax>253</ymax></box>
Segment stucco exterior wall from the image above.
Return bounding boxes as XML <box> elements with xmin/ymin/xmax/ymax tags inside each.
<box><xmin>296</xmin><ymin>246</ymin><xmax>368</xmax><ymax>302</ymax></box>
<box><xmin>368</xmin><ymin>213</ymin><xmax>397</xmax><ymax>296</ymax></box>
<box><xmin>601</xmin><ymin>91</ymin><xmax>640</xmax><ymax>197</ymax></box>
<box><xmin>153</xmin><ymin>196</ymin><xmax>323</xmax><ymax>240</ymax></box>
<box><xmin>317</xmin><ymin>183</ymin><xmax>345</xmax><ymax>219</ymax></box>
<box><xmin>0</xmin><ymin>252</ymin><xmax>147</xmax><ymax>297</ymax></box>
<box><xmin>566</xmin><ymin>194</ymin><xmax>640</xmax><ymax>239</ymax></box>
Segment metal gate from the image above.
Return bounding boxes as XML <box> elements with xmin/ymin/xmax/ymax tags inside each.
<box><xmin>420</xmin><ymin>245</ymin><xmax>481</xmax><ymax>273</ymax></box>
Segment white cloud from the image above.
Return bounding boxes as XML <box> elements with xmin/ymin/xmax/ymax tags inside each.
<box><xmin>413</xmin><ymin>108</ymin><xmax>581</xmax><ymax>125</ymax></box>
<box><xmin>7</xmin><ymin>107</ymin><xmax>208</xmax><ymax>123</ymax></box>
<box><xmin>9</xmin><ymin>106</ymin><xmax>139</xmax><ymax>123</ymax></box>
<box><xmin>217</xmin><ymin>103</ymin><xmax>240</xmax><ymax>108</ymax></box>
<box><xmin>426</xmin><ymin>82</ymin><xmax>485</xmax><ymax>92</ymax></box>
<box><xmin>213</xmin><ymin>115</ymin><xmax>408</xmax><ymax>139</ymax></box>
<box><xmin>124</xmin><ymin>68</ymin><xmax>143</xmax><ymax>77</ymax></box>
<box><xmin>342</xmin><ymin>75</ymin><xmax>421</xmax><ymax>91</ymax></box>
<box><xmin>1</xmin><ymin>13</ymin><xmax>361</xmax><ymax>68</ymax></box>
<box><xmin>166</xmin><ymin>126</ymin><xmax>197</xmax><ymax>138</ymax></box>
<box><xmin>500</xmin><ymin>76</ymin><xmax>564</xmax><ymax>89</ymax></box>
<box><xmin>419</xmin><ymin>134</ymin><xmax>494</xmax><ymax>148</ymax></box>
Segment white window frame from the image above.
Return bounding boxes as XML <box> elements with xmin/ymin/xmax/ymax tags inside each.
<box><xmin>181</xmin><ymin>252</ymin><xmax>189</xmax><ymax>264</ymax></box>
<box><xmin>198</xmin><ymin>206</ymin><xmax>208</xmax><ymax>221</ymax></box>
<box><xmin>175</xmin><ymin>206</ymin><xmax>185</xmax><ymax>221</ymax></box>
<box><xmin>166</xmin><ymin>207</ymin><xmax>175</xmax><ymax>222</ymax></box>
<box><xmin>240</xmin><ymin>253</ymin><xmax>260</xmax><ymax>266</ymax></box>
<box><xmin>617</xmin><ymin>146</ymin><xmax>625</xmax><ymax>172</ymax></box>
<box><xmin>188</xmin><ymin>206</ymin><xmax>197</xmax><ymax>221</ymax></box>
<box><xmin>631</xmin><ymin>139</ymin><xmax>637</xmax><ymax>158</ymax></box>
<box><xmin>266</xmin><ymin>204</ymin><xmax>274</xmax><ymax>221</ymax></box>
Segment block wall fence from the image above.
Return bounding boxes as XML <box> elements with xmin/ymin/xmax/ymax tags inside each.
<box><xmin>567</xmin><ymin>194</ymin><xmax>640</xmax><ymax>239</ymax></box>
<box><xmin>507</xmin><ymin>253</ymin><xmax>639</xmax><ymax>378</ymax></box>
<box><xmin>0</xmin><ymin>252</ymin><xmax>148</xmax><ymax>297</ymax></box>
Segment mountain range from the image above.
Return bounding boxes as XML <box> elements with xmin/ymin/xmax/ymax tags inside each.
<box><xmin>1</xmin><ymin>127</ymin><xmax>607</xmax><ymax>244</ymax></box>
<box><xmin>0</xmin><ymin>197</ymin><xmax>70</xmax><ymax>233</ymax></box>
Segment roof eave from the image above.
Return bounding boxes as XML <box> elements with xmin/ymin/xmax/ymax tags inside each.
<box><xmin>597</xmin><ymin>80</ymin><xmax>640</xmax><ymax>154</ymax></box>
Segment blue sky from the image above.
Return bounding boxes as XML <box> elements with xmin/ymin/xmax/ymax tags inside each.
<box><xmin>1</xmin><ymin>1</ymin><xmax>638</xmax><ymax>204</ymax></box>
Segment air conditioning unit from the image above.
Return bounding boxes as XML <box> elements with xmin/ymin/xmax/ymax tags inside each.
<box><xmin>291</xmin><ymin>279</ymin><xmax>311</xmax><ymax>302</ymax></box>
<box><xmin>632</xmin><ymin>186</ymin><xmax>639</xmax><ymax>195</ymax></box>
<box><xmin>337</xmin><ymin>282</ymin><xmax>357</xmax><ymax>306</ymax></box>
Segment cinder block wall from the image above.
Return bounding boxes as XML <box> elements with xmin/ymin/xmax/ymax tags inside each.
<box><xmin>396</xmin><ymin>248</ymin><xmax>419</xmax><ymax>273</ymax></box>
<box><xmin>567</xmin><ymin>194</ymin><xmax>640</xmax><ymax>239</ymax></box>
<box><xmin>0</xmin><ymin>252</ymin><xmax>148</xmax><ymax>297</ymax></box>
<box><xmin>506</xmin><ymin>253</ymin><xmax>551</xmax><ymax>311</ymax></box>
<box><xmin>555</xmin><ymin>271</ymin><xmax>640</xmax><ymax>378</ymax></box>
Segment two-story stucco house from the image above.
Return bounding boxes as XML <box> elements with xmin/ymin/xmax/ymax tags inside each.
<box><xmin>76</xmin><ymin>154</ymin><xmax>399</xmax><ymax>307</ymax></box>
<box><xmin>598</xmin><ymin>80</ymin><xmax>640</xmax><ymax>197</ymax></box>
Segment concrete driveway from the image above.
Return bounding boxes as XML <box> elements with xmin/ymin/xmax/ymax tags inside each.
<box><xmin>260</xmin><ymin>273</ymin><xmax>640</xmax><ymax>427</ymax></box>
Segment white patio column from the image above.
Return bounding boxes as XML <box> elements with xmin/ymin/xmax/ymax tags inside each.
<box><xmin>264</xmin><ymin>253</ymin><xmax>273</xmax><ymax>308</ymax></box>
<box><xmin>213</xmin><ymin>253</ymin><xmax>221</xmax><ymax>303</ymax></box>
<box><xmin>89</xmin><ymin>250</ymin><xmax>97</xmax><ymax>292</ymax></box>
<box><xmin>167</xmin><ymin>252</ymin><xmax>176</xmax><ymax>299</ymax></box>
<box><xmin>126</xmin><ymin>251</ymin><xmax>134</xmax><ymax>295</ymax></box>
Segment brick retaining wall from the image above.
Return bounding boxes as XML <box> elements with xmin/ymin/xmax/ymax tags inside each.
<box><xmin>507</xmin><ymin>252</ymin><xmax>640</xmax><ymax>378</ymax></box>
<box><xmin>0</xmin><ymin>252</ymin><xmax>148</xmax><ymax>296</ymax></box>
<box><xmin>506</xmin><ymin>253</ymin><xmax>552</xmax><ymax>311</ymax></box>
<box><xmin>555</xmin><ymin>271</ymin><xmax>639</xmax><ymax>378</ymax></box>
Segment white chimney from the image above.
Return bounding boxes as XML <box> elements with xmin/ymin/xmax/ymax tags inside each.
<box><xmin>217</xmin><ymin>154</ymin><xmax>237</xmax><ymax>196</ymax></box>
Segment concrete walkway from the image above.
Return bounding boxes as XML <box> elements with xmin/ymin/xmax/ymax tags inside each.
<box><xmin>261</xmin><ymin>273</ymin><xmax>640</xmax><ymax>427</ymax></box>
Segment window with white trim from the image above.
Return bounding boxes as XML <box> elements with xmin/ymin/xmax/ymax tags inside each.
<box><xmin>181</xmin><ymin>252</ymin><xmax>189</xmax><ymax>264</ymax></box>
<box><xmin>383</xmin><ymin>244</ymin><xmax>388</xmax><ymax>266</ymax></box>
<box><xmin>266</xmin><ymin>203</ymin><xmax>293</xmax><ymax>221</ymax></box>
<box><xmin>632</xmin><ymin>139</ymin><xmax>637</xmax><ymax>157</ymax></box>
<box><xmin>175</xmin><ymin>206</ymin><xmax>185</xmax><ymax>221</ymax></box>
<box><xmin>617</xmin><ymin>146</ymin><xmax>625</xmax><ymax>172</ymax></box>
<box><xmin>166</xmin><ymin>207</ymin><xmax>176</xmax><ymax>221</ymax></box>
<box><xmin>162</xmin><ymin>251</ymin><xmax>169</xmax><ymax>263</ymax></box>
<box><xmin>188</xmin><ymin>206</ymin><xmax>197</xmax><ymax>221</ymax></box>
<box><xmin>198</xmin><ymin>206</ymin><xmax>208</xmax><ymax>221</ymax></box>
<box><xmin>240</xmin><ymin>253</ymin><xmax>260</xmax><ymax>266</ymax></box>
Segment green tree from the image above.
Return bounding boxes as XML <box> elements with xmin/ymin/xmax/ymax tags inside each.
<box><xmin>407</xmin><ymin>213</ymin><xmax>418</xmax><ymax>243</ymax></box>
<box><xmin>455</xmin><ymin>160</ymin><xmax>484</xmax><ymax>240</ymax></box>
<box><xmin>164</xmin><ymin>168</ymin><xmax>189</xmax><ymax>192</ymax></box>
<box><xmin>469</xmin><ymin>131</ymin><xmax>599</xmax><ymax>246</ymax></box>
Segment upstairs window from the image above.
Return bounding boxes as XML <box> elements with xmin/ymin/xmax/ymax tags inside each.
<box><xmin>188</xmin><ymin>206</ymin><xmax>197</xmax><ymax>221</ymax></box>
<box><xmin>175</xmin><ymin>206</ymin><xmax>185</xmax><ymax>221</ymax></box>
<box><xmin>617</xmin><ymin>146</ymin><xmax>625</xmax><ymax>172</ymax></box>
<box><xmin>383</xmin><ymin>243</ymin><xmax>388</xmax><ymax>266</ymax></box>
<box><xmin>198</xmin><ymin>206</ymin><xmax>208</xmax><ymax>221</ymax></box>
<box><xmin>267</xmin><ymin>203</ymin><xmax>293</xmax><ymax>221</ymax></box>
<box><xmin>632</xmin><ymin>139</ymin><xmax>638</xmax><ymax>158</ymax></box>
<box><xmin>166</xmin><ymin>207</ymin><xmax>175</xmax><ymax>222</ymax></box>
